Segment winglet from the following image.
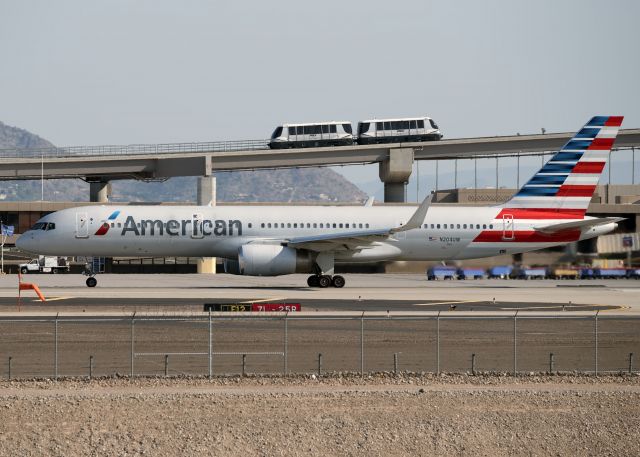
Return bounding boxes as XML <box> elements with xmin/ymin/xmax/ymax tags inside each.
<box><xmin>364</xmin><ymin>196</ymin><xmax>375</xmax><ymax>207</ymax></box>
<box><xmin>391</xmin><ymin>193</ymin><xmax>433</xmax><ymax>233</ymax></box>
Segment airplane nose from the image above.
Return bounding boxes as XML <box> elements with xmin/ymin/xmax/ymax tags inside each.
<box><xmin>15</xmin><ymin>234</ymin><xmax>34</xmax><ymax>253</ymax></box>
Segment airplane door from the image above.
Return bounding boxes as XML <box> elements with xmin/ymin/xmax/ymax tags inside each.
<box><xmin>502</xmin><ymin>214</ymin><xmax>514</xmax><ymax>240</ymax></box>
<box><xmin>192</xmin><ymin>213</ymin><xmax>204</xmax><ymax>239</ymax></box>
<box><xmin>76</xmin><ymin>212</ymin><xmax>89</xmax><ymax>238</ymax></box>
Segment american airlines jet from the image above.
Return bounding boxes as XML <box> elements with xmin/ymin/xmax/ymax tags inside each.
<box><xmin>17</xmin><ymin>116</ymin><xmax>624</xmax><ymax>288</ymax></box>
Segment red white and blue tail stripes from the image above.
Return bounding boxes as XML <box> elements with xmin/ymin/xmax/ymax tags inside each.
<box><xmin>505</xmin><ymin>116</ymin><xmax>623</xmax><ymax>212</ymax></box>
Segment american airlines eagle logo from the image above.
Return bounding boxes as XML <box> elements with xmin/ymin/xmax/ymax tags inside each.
<box><xmin>94</xmin><ymin>210</ymin><xmax>121</xmax><ymax>236</ymax></box>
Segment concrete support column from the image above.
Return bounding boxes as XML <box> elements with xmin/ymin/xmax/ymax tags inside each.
<box><xmin>89</xmin><ymin>180</ymin><xmax>110</xmax><ymax>203</ymax></box>
<box><xmin>379</xmin><ymin>148</ymin><xmax>414</xmax><ymax>203</ymax></box>
<box><xmin>197</xmin><ymin>175</ymin><xmax>217</xmax><ymax>274</ymax></box>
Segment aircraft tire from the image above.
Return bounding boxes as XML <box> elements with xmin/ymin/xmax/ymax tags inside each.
<box><xmin>331</xmin><ymin>275</ymin><xmax>345</xmax><ymax>288</ymax></box>
<box><xmin>318</xmin><ymin>275</ymin><xmax>331</xmax><ymax>288</ymax></box>
<box><xmin>307</xmin><ymin>275</ymin><xmax>320</xmax><ymax>287</ymax></box>
<box><xmin>86</xmin><ymin>277</ymin><xmax>98</xmax><ymax>288</ymax></box>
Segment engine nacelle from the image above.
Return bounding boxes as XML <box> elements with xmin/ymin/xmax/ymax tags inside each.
<box><xmin>237</xmin><ymin>244</ymin><xmax>312</xmax><ymax>276</ymax></box>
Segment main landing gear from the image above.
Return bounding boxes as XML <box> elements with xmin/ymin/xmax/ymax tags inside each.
<box><xmin>307</xmin><ymin>274</ymin><xmax>345</xmax><ymax>288</ymax></box>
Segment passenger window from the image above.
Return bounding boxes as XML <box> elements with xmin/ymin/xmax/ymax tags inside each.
<box><xmin>117</xmin><ymin>223</ymin><xmax>121</xmax><ymax>228</ymax></box>
<box><xmin>456</xmin><ymin>224</ymin><xmax>460</xmax><ymax>229</ymax></box>
<box><xmin>293</xmin><ymin>223</ymin><xmax>297</xmax><ymax>228</ymax></box>
<box><xmin>110</xmin><ymin>222</ymin><xmax>115</xmax><ymax>228</ymax></box>
<box><xmin>313</xmin><ymin>223</ymin><xmax>317</xmax><ymax>228</ymax></box>
<box><xmin>321</xmin><ymin>125</ymin><xmax>329</xmax><ymax>134</ymax></box>
<box><xmin>365</xmin><ymin>223</ymin><xmax>370</xmax><ymax>228</ymax></box>
<box><xmin>444</xmin><ymin>224</ymin><xmax>447</xmax><ymax>229</ymax></box>
<box><xmin>330</xmin><ymin>125</ymin><xmax>337</xmax><ymax>134</ymax></box>
<box><xmin>430</xmin><ymin>224</ymin><xmax>434</xmax><ymax>229</ymax></box>
<box><xmin>359</xmin><ymin>223</ymin><xmax>363</xmax><ymax>228</ymax></box>
<box><xmin>48</xmin><ymin>223</ymin><xmax>56</xmax><ymax>230</ymax></box>
<box><xmin>346</xmin><ymin>223</ymin><xmax>349</xmax><ymax>228</ymax></box>
<box><xmin>287</xmin><ymin>223</ymin><xmax>291</xmax><ymax>228</ymax></box>
<box><xmin>410</xmin><ymin>120</ymin><xmax>417</xmax><ymax>129</ymax></box>
<box><xmin>248</xmin><ymin>223</ymin><xmax>252</xmax><ymax>228</ymax></box>
<box><xmin>319</xmin><ymin>223</ymin><xmax>323</xmax><ymax>228</ymax></box>
<box><xmin>437</xmin><ymin>224</ymin><xmax>440</xmax><ymax>229</ymax></box>
<box><xmin>463</xmin><ymin>224</ymin><xmax>467</xmax><ymax>229</ymax></box>
<box><xmin>417</xmin><ymin>119</ymin><xmax>425</xmax><ymax>129</ymax></box>
<box><xmin>476</xmin><ymin>224</ymin><xmax>480</xmax><ymax>229</ymax></box>
<box><xmin>376</xmin><ymin>122</ymin><xmax>383</xmax><ymax>130</ymax></box>
<box><xmin>332</xmin><ymin>223</ymin><xmax>336</xmax><ymax>228</ymax></box>
<box><xmin>307</xmin><ymin>223</ymin><xmax>310</xmax><ymax>228</ymax></box>
<box><xmin>483</xmin><ymin>224</ymin><xmax>487</xmax><ymax>229</ymax></box>
<box><xmin>337</xmin><ymin>223</ymin><xmax>342</xmax><ymax>228</ymax></box>
<box><xmin>489</xmin><ymin>224</ymin><xmax>494</xmax><ymax>229</ymax></box>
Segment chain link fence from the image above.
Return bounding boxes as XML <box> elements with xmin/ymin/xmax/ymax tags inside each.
<box><xmin>0</xmin><ymin>311</ymin><xmax>638</xmax><ymax>380</ymax></box>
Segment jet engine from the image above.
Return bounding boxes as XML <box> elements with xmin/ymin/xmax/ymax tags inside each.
<box><xmin>227</xmin><ymin>244</ymin><xmax>313</xmax><ymax>276</ymax></box>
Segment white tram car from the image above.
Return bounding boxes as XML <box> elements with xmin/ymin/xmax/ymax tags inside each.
<box><xmin>269</xmin><ymin>121</ymin><xmax>354</xmax><ymax>149</ymax></box>
<box><xmin>356</xmin><ymin>117</ymin><xmax>442</xmax><ymax>144</ymax></box>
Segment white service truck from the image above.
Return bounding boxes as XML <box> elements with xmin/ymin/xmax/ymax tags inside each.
<box><xmin>19</xmin><ymin>256</ymin><xmax>69</xmax><ymax>274</ymax></box>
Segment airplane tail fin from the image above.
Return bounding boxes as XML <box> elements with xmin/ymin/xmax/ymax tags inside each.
<box><xmin>502</xmin><ymin>116</ymin><xmax>623</xmax><ymax>217</ymax></box>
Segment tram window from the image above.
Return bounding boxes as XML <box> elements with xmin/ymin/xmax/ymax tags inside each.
<box><xmin>376</xmin><ymin>122</ymin><xmax>383</xmax><ymax>130</ymax></box>
<box><xmin>418</xmin><ymin>119</ymin><xmax>425</xmax><ymax>128</ymax></box>
<box><xmin>410</xmin><ymin>120</ymin><xmax>417</xmax><ymax>129</ymax></box>
<box><xmin>330</xmin><ymin>124</ymin><xmax>337</xmax><ymax>133</ymax></box>
<box><xmin>321</xmin><ymin>125</ymin><xmax>329</xmax><ymax>134</ymax></box>
<box><xmin>343</xmin><ymin>123</ymin><xmax>352</xmax><ymax>134</ymax></box>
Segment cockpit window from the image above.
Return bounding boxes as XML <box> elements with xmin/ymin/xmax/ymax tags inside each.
<box><xmin>28</xmin><ymin>222</ymin><xmax>55</xmax><ymax>231</ymax></box>
<box><xmin>29</xmin><ymin>222</ymin><xmax>47</xmax><ymax>231</ymax></box>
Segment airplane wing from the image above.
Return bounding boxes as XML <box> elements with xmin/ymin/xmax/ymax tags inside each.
<box><xmin>534</xmin><ymin>217</ymin><xmax>624</xmax><ymax>234</ymax></box>
<box><xmin>282</xmin><ymin>194</ymin><xmax>433</xmax><ymax>252</ymax></box>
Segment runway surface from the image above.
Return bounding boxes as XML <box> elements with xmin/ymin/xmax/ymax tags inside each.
<box><xmin>0</xmin><ymin>273</ymin><xmax>639</xmax><ymax>312</ymax></box>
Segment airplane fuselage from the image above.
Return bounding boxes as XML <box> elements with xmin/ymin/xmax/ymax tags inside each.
<box><xmin>18</xmin><ymin>204</ymin><xmax>615</xmax><ymax>262</ymax></box>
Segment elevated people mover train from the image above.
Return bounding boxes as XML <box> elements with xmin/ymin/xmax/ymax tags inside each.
<box><xmin>269</xmin><ymin>122</ymin><xmax>353</xmax><ymax>149</ymax></box>
<box><xmin>357</xmin><ymin>117</ymin><xmax>442</xmax><ymax>144</ymax></box>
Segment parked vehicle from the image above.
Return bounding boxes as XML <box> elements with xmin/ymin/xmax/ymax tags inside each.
<box><xmin>487</xmin><ymin>265</ymin><xmax>512</xmax><ymax>279</ymax></box>
<box><xmin>593</xmin><ymin>268</ymin><xmax>627</xmax><ymax>279</ymax></box>
<box><xmin>547</xmin><ymin>267</ymin><xmax>579</xmax><ymax>279</ymax></box>
<box><xmin>457</xmin><ymin>268</ymin><xmax>485</xmax><ymax>280</ymax></box>
<box><xmin>269</xmin><ymin>122</ymin><xmax>353</xmax><ymax>149</ymax></box>
<box><xmin>427</xmin><ymin>266</ymin><xmax>457</xmax><ymax>280</ymax></box>
<box><xmin>357</xmin><ymin>117</ymin><xmax>442</xmax><ymax>145</ymax></box>
<box><xmin>511</xmin><ymin>267</ymin><xmax>547</xmax><ymax>279</ymax></box>
<box><xmin>19</xmin><ymin>256</ymin><xmax>69</xmax><ymax>274</ymax></box>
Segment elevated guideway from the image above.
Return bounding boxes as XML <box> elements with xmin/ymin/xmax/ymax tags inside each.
<box><xmin>1</xmin><ymin>129</ymin><xmax>639</xmax><ymax>203</ymax></box>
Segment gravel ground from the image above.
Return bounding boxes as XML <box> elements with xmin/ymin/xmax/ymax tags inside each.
<box><xmin>0</xmin><ymin>373</ymin><xmax>639</xmax><ymax>456</ymax></box>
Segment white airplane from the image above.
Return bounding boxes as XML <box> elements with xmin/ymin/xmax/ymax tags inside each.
<box><xmin>17</xmin><ymin>116</ymin><xmax>624</xmax><ymax>288</ymax></box>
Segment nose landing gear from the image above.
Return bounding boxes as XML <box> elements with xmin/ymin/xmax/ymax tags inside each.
<box><xmin>307</xmin><ymin>274</ymin><xmax>345</xmax><ymax>288</ymax></box>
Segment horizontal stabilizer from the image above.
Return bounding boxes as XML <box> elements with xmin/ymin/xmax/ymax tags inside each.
<box><xmin>534</xmin><ymin>217</ymin><xmax>624</xmax><ymax>234</ymax></box>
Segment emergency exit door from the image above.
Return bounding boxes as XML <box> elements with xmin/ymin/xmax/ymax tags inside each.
<box><xmin>502</xmin><ymin>214</ymin><xmax>514</xmax><ymax>240</ymax></box>
<box><xmin>76</xmin><ymin>212</ymin><xmax>89</xmax><ymax>238</ymax></box>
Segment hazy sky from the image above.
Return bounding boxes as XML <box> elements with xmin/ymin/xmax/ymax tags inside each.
<box><xmin>1</xmin><ymin>0</ymin><xmax>639</xmax><ymax>196</ymax></box>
